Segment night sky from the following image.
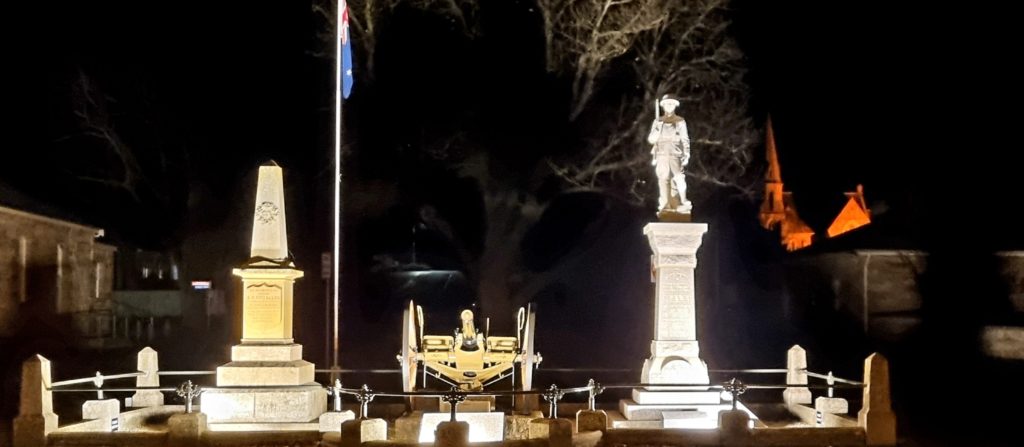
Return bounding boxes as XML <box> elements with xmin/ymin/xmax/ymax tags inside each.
<box><xmin>7</xmin><ymin>1</ymin><xmax>1007</xmax><ymax>246</ymax></box>
<box><xmin>2</xmin><ymin>1</ymin><xmax>1021</xmax><ymax>442</ymax></box>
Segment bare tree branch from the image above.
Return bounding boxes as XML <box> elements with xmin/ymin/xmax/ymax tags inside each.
<box><xmin>539</xmin><ymin>0</ymin><xmax>671</xmax><ymax>120</ymax></box>
<box><xmin>314</xmin><ymin>0</ymin><xmax>480</xmax><ymax>76</ymax></box>
<box><xmin>64</xmin><ymin>71</ymin><xmax>145</xmax><ymax>201</ymax></box>
<box><xmin>545</xmin><ymin>0</ymin><xmax>759</xmax><ymax>203</ymax></box>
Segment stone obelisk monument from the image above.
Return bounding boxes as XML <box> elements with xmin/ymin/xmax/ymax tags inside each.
<box><xmin>202</xmin><ymin>162</ymin><xmax>327</xmax><ymax>425</ymax></box>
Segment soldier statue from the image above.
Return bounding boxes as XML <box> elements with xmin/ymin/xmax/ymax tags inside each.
<box><xmin>648</xmin><ymin>94</ymin><xmax>691</xmax><ymax>213</ymax></box>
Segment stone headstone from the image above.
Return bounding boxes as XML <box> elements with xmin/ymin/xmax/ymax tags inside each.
<box><xmin>13</xmin><ymin>355</ymin><xmax>57</xmax><ymax>447</ymax></box>
<box><xmin>131</xmin><ymin>347</ymin><xmax>164</xmax><ymax>407</ymax></box>
<box><xmin>783</xmin><ymin>345</ymin><xmax>812</xmax><ymax>405</ymax></box>
<box><xmin>858</xmin><ymin>353</ymin><xmax>896</xmax><ymax>446</ymax></box>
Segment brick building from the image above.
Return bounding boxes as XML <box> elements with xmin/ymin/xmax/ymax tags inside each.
<box><xmin>0</xmin><ymin>205</ymin><xmax>116</xmax><ymax>343</ymax></box>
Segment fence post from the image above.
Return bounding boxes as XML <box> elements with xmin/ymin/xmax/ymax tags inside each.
<box><xmin>718</xmin><ymin>410</ymin><xmax>752</xmax><ymax>446</ymax></box>
<box><xmin>530</xmin><ymin>385</ymin><xmax>571</xmax><ymax>447</ymax></box>
<box><xmin>168</xmin><ymin>413</ymin><xmax>207</xmax><ymax>447</ymax></box>
<box><xmin>13</xmin><ymin>355</ymin><xmax>58</xmax><ymax>447</ymax></box>
<box><xmin>857</xmin><ymin>353</ymin><xmax>896</xmax><ymax>446</ymax></box>
<box><xmin>341</xmin><ymin>385</ymin><xmax>387</xmax><ymax>447</ymax></box>
<box><xmin>319</xmin><ymin>379</ymin><xmax>355</xmax><ymax>432</ymax></box>
<box><xmin>576</xmin><ymin>379</ymin><xmax>607</xmax><ymax>432</ymax></box>
<box><xmin>814</xmin><ymin>371</ymin><xmax>849</xmax><ymax>426</ymax></box>
<box><xmin>131</xmin><ymin>346</ymin><xmax>164</xmax><ymax>407</ymax></box>
<box><xmin>783</xmin><ymin>345</ymin><xmax>812</xmax><ymax>405</ymax></box>
<box><xmin>341</xmin><ymin>418</ymin><xmax>387</xmax><ymax>447</ymax></box>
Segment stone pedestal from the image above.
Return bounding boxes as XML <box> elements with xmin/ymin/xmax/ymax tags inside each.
<box><xmin>341</xmin><ymin>418</ymin><xmax>387</xmax><ymax>447</ymax></box>
<box><xmin>435</xmin><ymin>421</ymin><xmax>469</xmax><ymax>447</ymax></box>
<box><xmin>639</xmin><ymin>223</ymin><xmax>709</xmax><ymax>385</ymax></box>
<box><xmin>168</xmin><ymin>412</ymin><xmax>207</xmax><ymax>447</ymax></box>
<box><xmin>205</xmin><ymin>268</ymin><xmax>325</xmax><ymax>423</ymax></box>
<box><xmin>217</xmin><ymin>340</ymin><xmax>314</xmax><ymax>386</ymax></box>
<box><xmin>319</xmin><ymin>410</ymin><xmax>356</xmax><ymax>432</ymax></box>
<box><xmin>621</xmin><ymin>223</ymin><xmax>716</xmax><ymax>427</ymax></box>
<box><xmin>202</xmin><ymin>385</ymin><xmax>327</xmax><ymax>423</ymax></box>
<box><xmin>528</xmin><ymin>418</ymin><xmax>572</xmax><ymax>447</ymax></box>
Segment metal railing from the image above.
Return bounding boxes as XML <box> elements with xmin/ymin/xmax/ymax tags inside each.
<box><xmin>47</xmin><ymin>370</ymin><xmax>215</xmax><ymax>400</ymax></box>
<box><xmin>37</xmin><ymin>344</ymin><xmax>869</xmax><ymax>440</ymax></box>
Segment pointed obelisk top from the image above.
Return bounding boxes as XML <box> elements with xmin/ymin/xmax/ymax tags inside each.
<box><xmin>249</xmin><ymin>164</ymin><xmax>289</xmax><ymax>262</ymax></box>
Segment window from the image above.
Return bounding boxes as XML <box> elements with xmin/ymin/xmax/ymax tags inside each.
<box><xmin>17</xmin><ymin>237</ymin><xmax>27</xmax><ymax>303</ymax></box>
<box><xmin>56</xmin><ymin>244</ymin><xmax>64</xmax><ymax>311</ymax></box>
<box><xmin>94</xmin><ymin>262</ymin><xmax>102</xmax><ymax>299</ymax></box>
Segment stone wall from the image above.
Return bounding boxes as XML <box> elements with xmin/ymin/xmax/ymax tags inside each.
<box><xmin>0</xmin><ymin>206</ymin><xmax>114</xmax><ymax>338</ymax></box>
<box><xmin>996</xmin><ymin>252</ymin><xmax>1024</xmax><ymax>313</ymax></box>
<box><xmin>785</xmin><ymin>250</ymin><xmax>1024</xmax><ymax>342</ymax></box>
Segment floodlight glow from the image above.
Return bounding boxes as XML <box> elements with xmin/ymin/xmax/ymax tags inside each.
<box><xmin>418</xmin><ymin>412</ymin><xmax>505</xmax><ymax>443</ymax></box>
<box><xmin>662</xmin><ymin>404</ymin><xmax>758</xmax><ymax>429</ymax></box>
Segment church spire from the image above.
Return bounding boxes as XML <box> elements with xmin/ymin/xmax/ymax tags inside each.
<box><xmin>760</xmin><ymin>116</ymin><xmax>786</xmax><ymax>229</ymax></box>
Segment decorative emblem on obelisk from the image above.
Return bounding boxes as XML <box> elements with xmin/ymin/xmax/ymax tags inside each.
<box><xmin>255</xmin><ymin>201</ymin><xmax>280</xmax><ymax>224</ymax></box>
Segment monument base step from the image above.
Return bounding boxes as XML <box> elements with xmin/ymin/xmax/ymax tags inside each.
<box><xmin>201</xmin><ymin>385</ymin><xmax>326</xmax><ymax>423</ymax></box>
<box><xmin>610</xmin><ymin>418</ymin><xmax>664</xmax><ymax>429</ymax></box>
<box><xmin>231</xmin><ymin>343</ymin><xmax>303</xmax><ymax>362</ymax></box>
<box><xmin>614</xmin><ymin>402</ymin><xmax>758</xmax><ymax>429</ymax></box>
<box><xmin>207</xmin><ymin>422</ymin><xmax>319</xmax><ymax>432</ymax></box>
<box><xmin>632</xmin><ymin>387</ymin><xmax>721</xmax><ymax>405</ymax></box>
<box><xmin>216</xmin><ymin>360</ymin><xmax>314</xmax><ymax>386</ymax></box>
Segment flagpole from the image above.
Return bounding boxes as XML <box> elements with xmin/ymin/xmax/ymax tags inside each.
<box><xmin>331</xmin><ymin>0</ymin><xmax>344</xmax><ymax>379</ymax></box>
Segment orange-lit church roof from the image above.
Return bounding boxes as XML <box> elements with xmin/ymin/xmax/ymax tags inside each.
<box><xmin>759</xmin><ymin>117</ymin><xmax>869</xmax><ymax>251</ymax></box>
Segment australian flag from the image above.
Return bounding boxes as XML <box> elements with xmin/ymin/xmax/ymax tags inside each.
<box><xmin>340</xmin><ymin>0</ymin><xmax>354</xmax><ymax>99</ymax></box>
